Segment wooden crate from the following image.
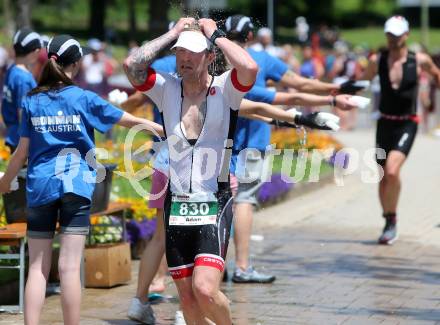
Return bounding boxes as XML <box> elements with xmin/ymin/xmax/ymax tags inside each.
<box><xmin>84</xmin><ymin>242</ymin><xmax>131</xmax><ymax>288</ymax></box>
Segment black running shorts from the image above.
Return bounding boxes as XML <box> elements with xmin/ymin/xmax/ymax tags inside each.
<box><xmin>164</xmin><ymin>189</ymin><xmax>233</xmax><ymax>280</ymax></box>
<box><xmin>376</xmin><ymin>118</ymin><xmax>418</xmax><ymax>166</ymax></box>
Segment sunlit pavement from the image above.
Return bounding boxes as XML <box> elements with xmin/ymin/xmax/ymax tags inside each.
<box><xmin>2</xmin><ymin>129</ymin><xmax>440</xmax><ymax>324</ymax></box>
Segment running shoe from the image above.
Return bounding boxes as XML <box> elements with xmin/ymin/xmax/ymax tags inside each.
<box><xmin>127</xmin><ymin>297</ymin><xmax>156</xmax><ymax>324</ymax></box>
<box><xmin>232</xmin><ymin>266</ymin><xmax>276</xmax><ymax>283</ymax></box>
<box><xmin>378</xmin><ymin>219</ymin><xmax>398</xmax><ymax>245</ymax></box>
<box><xmin>174</xmin><ymin>310</ymin><xmax>186</xmax><ymax>325</ymax></box>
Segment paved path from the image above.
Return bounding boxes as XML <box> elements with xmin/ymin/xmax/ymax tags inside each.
<box><xmin>2</xmin><ymin>129</ymin><xmax>440</xmax><ymax>324</ymax></box>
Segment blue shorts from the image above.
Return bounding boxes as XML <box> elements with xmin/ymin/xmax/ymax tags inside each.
<box><xmin>27</xmin><ymin>193</ymin><xmax>91</xmax><ymax>239</ymax></box>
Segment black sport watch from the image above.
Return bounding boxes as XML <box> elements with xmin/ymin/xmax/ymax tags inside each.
<box><xmin>209</xmin><ymin>29</ymin><xmax>226</xmax><ymax>46</ymax></box>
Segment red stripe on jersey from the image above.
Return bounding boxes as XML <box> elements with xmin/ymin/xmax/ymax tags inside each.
<box><xmin>231</xmin><ymin>68</ymin><xmax>254</xmax><ymax>92</ymax></box>
<box><xmin>134</xmin><ymin>67</ymin><xmax>157</xmax><ymax>92</ymax></box>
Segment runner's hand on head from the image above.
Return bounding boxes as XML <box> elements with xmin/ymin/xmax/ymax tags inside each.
<box><xmin>198</xmin><ymin>18</ymin><xmax>218</xmax><ymax>39</ymax></box>
<box><xmin>339</xmin><ymin>80</ymin><xmax>365</xmax><ymax>94</ymax></box>
<box><xmin>172</xmin><ymin>17</ymin><xmax>197</xmax><ymax>35</ymax></box>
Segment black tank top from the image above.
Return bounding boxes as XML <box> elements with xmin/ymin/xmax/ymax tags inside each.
<box><xmin>378</xmin><ymin>50</ymin><xmax>418</xmax><ymax>115</ymax></box>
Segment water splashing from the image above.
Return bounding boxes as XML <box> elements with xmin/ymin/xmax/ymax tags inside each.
<box><xmin>297</xmin><ymin>126</ymin><xmax>307</xmax><ymax>160</ymax></box>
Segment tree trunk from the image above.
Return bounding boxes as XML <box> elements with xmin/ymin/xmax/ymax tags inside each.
<box><xmin>148</xmin><ymin>1</ymin><xmax>170</xmax><ymax>38</ymax></box>
<box><xmin>89</xmin><ymin>0</ymin><xmax>108</xmax><ymax>39</ymax></box>
<box><xmin>128</xmin><ymin>0</ymin><xmax>137</xmax><ymax>37</ymax></box>
<box><xmin>16</xmin><ymin>0</ymin><xmax>32</xmax><ymax>28</ymax></box>
<box><xmin>3</xmin><ymin>0</ymin><xmax>15</xmax><ymax>37</ymax></box>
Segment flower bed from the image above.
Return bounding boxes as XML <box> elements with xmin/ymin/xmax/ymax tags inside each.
<box><xmin>89</xmin><ymin>198</ymin><xmax>157</xmax><ymax>245</ymax></box>
<box><xmin>271</xmin><ymin>128</ymin><xmax>344</xmax><ymax>151</ymax></box>
<box><xmin>0</xmin><ymin>143</ymin><xmax>11</xmax><ymax>227</ymax></box>
<box><xmin>271</xmin><ymin>128</ymin><xmax>349</xmax><ymax>170</ymax></box>
<box><xmin>256</xmin><ymin>129</ymin><xmax>349</xmax><ymax>205</ymax></box>
<box><xmin>258</xmin><ymin>173</ymin><xmax>294</xmax><ymax>203</ymax></box>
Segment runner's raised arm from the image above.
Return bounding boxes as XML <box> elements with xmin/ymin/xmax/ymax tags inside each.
<box><xmin>198</xmin><ymin>18</ymin><xmax>258</xmax><ymax>87</ymax></box>
<box><xmin>124</xmin><ymin>17</ymin><xmax>195</xmax><ymax>86</ymax></box>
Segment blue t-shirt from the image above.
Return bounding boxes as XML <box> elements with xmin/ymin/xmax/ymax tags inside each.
<box><xmin>149</xmin><ymin>55</ymin><xmax>176</xmax><ymax>172</ymax></box>
<box><xmin>2</xmin><ymin>64</ymin><xmax>37</xmax><ymax>147</ymax></box>
<box><xmin>19</xmin><ymin>86</ymin><xmax>123</xmax><ymax>207</ymax></box>
<box><xmin>230</xmin><ymin>86</ymin><xmax>277</xmax><ymax>173</ymax></box>
<box><xmin>231</xmin><ymin>49</ymin><xmax>288</xmax><ymax>173</ymax></box>
<box><xmin>300</xmin><ymin>59</ymin><xmax>316</xmax><ymax>78</ymax></box>
<box><xmin>151</xmin><ymin>55</ymin><xmax>176</xmax><ymax>127</ymax></box>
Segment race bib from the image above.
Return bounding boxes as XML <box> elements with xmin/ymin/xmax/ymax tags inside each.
<box><xmin>170</xmin><ymin>192</ymin><xmax>218</xmax><ymax>226</ymax></box>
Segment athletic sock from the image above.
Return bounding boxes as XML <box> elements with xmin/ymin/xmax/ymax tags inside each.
<box><xmin>383</xmin><ymin>212</ymin><xmax>397</xmax><ymax>225</ymax></box>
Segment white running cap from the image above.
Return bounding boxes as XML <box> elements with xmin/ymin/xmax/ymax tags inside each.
<box><xmin>384</xmin><ymin>16</ymin><xmax>409</xmax><ymax>37</ymax></box>
<box><xmin>257</xmin><ymin>27</ymin><xmax>272</xmax><ymax>38</ymax></box>
<box><xmin>171</xmin><ymin>31</ymin><xmax>210</xmax><ymax>53</ymax></box>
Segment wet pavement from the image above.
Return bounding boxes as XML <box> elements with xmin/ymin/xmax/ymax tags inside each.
<box><xmin>2</xmin><ymin>129</ymin><xmax>440</xmax><ymax>324</ymax></box>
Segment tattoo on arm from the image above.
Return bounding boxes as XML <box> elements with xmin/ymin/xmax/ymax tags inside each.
<box><xmin>125</xmin><ymin>31</ymin><xmax>177</xmax><ymax>85</ymax></box>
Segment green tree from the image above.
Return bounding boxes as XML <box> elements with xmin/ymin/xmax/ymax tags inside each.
<box><xmin>16</xmin><ymin>0</ymin><xmax>34</xmax><ymax>28</ymax></box>
<box><xmin>2</xmin><ymin>0</ymin><xmax>15</xmax><ymax>37</ymax></box>
<box><xmin>128</xmin><ymin>0</ymin><xmax>136</xmax><ymax>36</ymax></box>
<box><xmin>148</xmin><ymin>0</ymin><xmax>170</xmax><ymax>38</ymax></box>
<box><xmin>89</xmin><ymin>0</ymin><xmax>108</xmax><ymax>39</ymax></box>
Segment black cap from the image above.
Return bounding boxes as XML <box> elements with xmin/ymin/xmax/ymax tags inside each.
<box><xmin>223</xmin><ymin>15</ymin><xmax>254</xmax><ymax>42</ymax></box>
<box><xmin>13</xmin><ymin>27</ymin><xmax>42</xmax><ymax>56</ymax></box>
<box><xmin>47</xmin><ymin>34</ymin><xmax>91</xmax><ymax>66</ymax></box>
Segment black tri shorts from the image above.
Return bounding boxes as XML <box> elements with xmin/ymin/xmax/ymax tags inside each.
<box><xmin>164</xmin><ymin>189</ymin><xmax>233</xmax><ymax>280</ymax></box>
<box><xmin>376</xmin><ymin>118</ymin><xmax>418</xmax><ymax>166</ymax></box>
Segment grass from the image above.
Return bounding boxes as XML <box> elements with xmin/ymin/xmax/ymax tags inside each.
<box><xmin>112</xmin><ymin>175</ymin><xmax>151</xmax><ymax>200</ymax></box>
<box><xmin>272</xmin><ymin>152</ymin><xmax>334</xmax><ymax>183</ymax></box>
<box><xmin>340</xmin><ymin>27</ymin><xmax>440</xmax><ymax>51</ymax></box>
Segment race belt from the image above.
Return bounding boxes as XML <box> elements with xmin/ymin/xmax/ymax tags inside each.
<box><xmin>170</xmin><ymin>192</ymin><xmax>218</xmax><ymax>226</ymax></box>
<box><xmin>380</xmin><ymin>113</ymin><xmax>420</xmax><ymax>123</ymax></box>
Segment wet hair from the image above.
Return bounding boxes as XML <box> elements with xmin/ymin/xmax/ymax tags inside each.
<box><xmin>209</xmin><ymin>48</ymin><xmax>230</xmax><ymax>76</ymax></box>
<box><xmin>28</xmin><ymin>58</ymin><xmax>74</xmax><ymax>96</ymax></box>
<box><xmin>183</xmin><ymin>21</ymin><xmax>202</xmax><ymax>32</ymax></box>
<box><xmin>182</xmin><ymin>22</ymin><xmax>214</xmax><ymax>53</ymax></box>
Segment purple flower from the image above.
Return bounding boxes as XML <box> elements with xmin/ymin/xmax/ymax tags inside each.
<box><xmin>258</xmin><ymin>173</ymin><xmax>294</xmax><ymax>203</ymax></box>
<box><xmin>329</xmin><ymin>152</ymin><xmax>350</xmax><ymax>169</ymax></box>
<box><xmin>126</xmin><ymin>218</ymin><xmax>157</xmax><ymax>245</ymax></box>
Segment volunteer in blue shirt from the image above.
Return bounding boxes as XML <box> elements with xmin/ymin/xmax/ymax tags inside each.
<box><xmin>0</xmin><ymin>35</ymin><xmax>162</xmax><ymax>325</ymax></box>
<box><xmin>2</xmin><ymin>28</ymin><xmax>41</xmax><ymax>152</ymax></box>
<box><xmin>223</xmin><ymin>15</ymin><xmax>362</xmax><ymax>284</ymax></box>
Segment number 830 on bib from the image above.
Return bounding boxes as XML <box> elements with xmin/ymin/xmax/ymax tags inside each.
<box><xmin>170</xmin><ymin>192</ymin><xmax>219</xmax><ymax>226</ymax></box>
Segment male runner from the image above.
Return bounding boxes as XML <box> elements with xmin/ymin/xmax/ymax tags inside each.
<box><xmin>363</xmin><ymin>16</ymin><xmax>440</xmax><ymax>244</ymax></box>
<box><xmin>124</xmin><ymin>17</ymin><xmax>258</xmax><ymax>324</ymax></box>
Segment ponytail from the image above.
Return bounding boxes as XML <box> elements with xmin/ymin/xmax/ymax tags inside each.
<box><xmin>28</xmin><ymin>57</ymin><xmax>75</xmax><ymax>96</ymax></box>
